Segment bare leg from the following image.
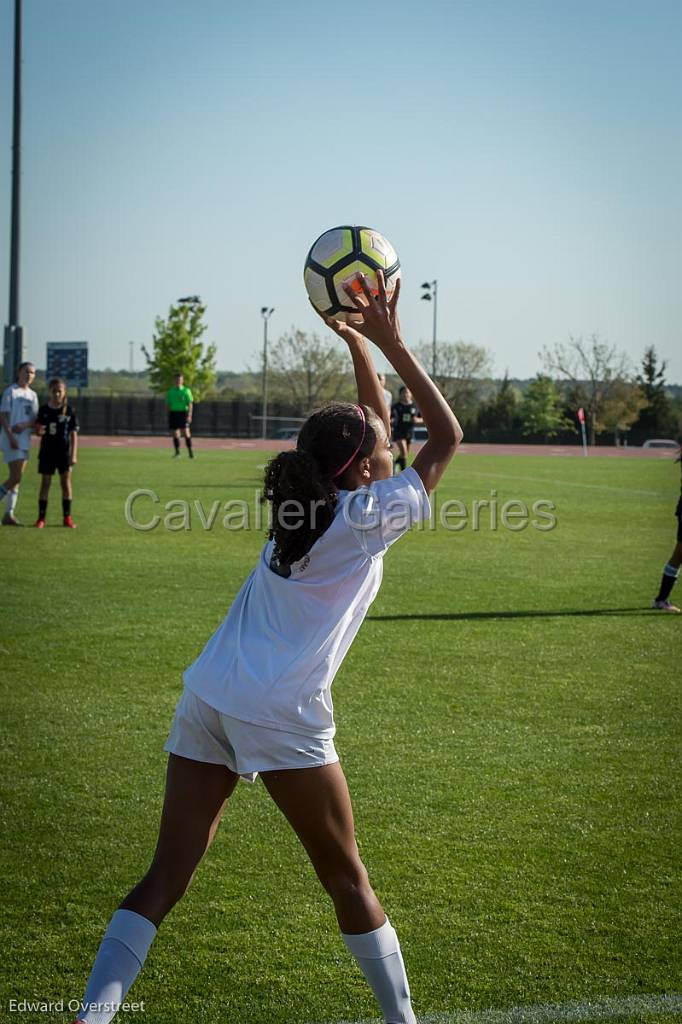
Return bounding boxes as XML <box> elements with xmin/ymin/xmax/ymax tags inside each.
<box><xmin>60</xmin><ymin>468</ymin><xmax>73</xmax><ymax>500</ymax></box>
<box><xmin>667</xmin><ymin>539</ymin><xmax>682</xmax><ymax>569</ymax></box>
<box><xmin>394</xmin><ymin>439</ymin><xmax>408</xmax><ymax>473</ymax></box>
<box><xmin>121</xmin><ymin>753</ymin><xmax>239</xmax><ymax>926</ymax></box>
<box><xmin>76</xmin><ymin>755</ymin><xmax>239</xmax><ymax>1024</ymax></box>
<box><xmin>2</xmin><ymin>460</ymin><xmax>23</xmax><ymax>491</ymax></box>
<box><xmin>261</xmin><ymin>762</ymin><xmax>384</xmax><ymax>933</ymax></box>
<box><xmin>261</xmin><ymin>762</ymin><xmax>416</xmax><ymax>1022</ymax></box>
<box><xmin>39</xmin><ymin>474</ymin><xmax>52</xmax><ymax>501</ymax></box>
<box><xmin>3</xmin><ymin>459</ymin><xmax>26</xmax><ymax>520</ymax></box>
<box><xmin>5</xmin><ymin>460</ymin><xmax>25</xmax><ymax>489</ymax></box>
<box><xmin>653</xmin><ymin>538</ymin><xmax>682</xmax><ymax>608</ymax></box>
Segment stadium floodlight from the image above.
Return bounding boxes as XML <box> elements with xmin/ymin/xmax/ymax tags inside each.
<box><xmin>420</xmin><ymin>280</ymin><xmax>438</xmax><ymax>377</ymax></box>
<box><xmin>3</xmin><ymin>0</ymin><xmax>25</xmax><ymax>384</ymax></box>
<box><xmin>260</xmin><ymin>307</ymin><xmax>275</xmax><ymax>440</ymax></box>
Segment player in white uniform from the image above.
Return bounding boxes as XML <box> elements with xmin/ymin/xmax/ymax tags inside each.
<box><xmin>0</xmin><ymin>362</ymin><xmax>39</xmax><ymax>526</ymax></box>
<box><xmin>71</xmin><ymin>273</ymin><xmax>463</xmax><ymax>1024</ymax></box>
<box><xmin>378</xmin><ymin>371</ymin><xmax>393</xmax><ymax>410</ymax></box>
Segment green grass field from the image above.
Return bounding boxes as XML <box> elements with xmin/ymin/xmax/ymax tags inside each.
<box><xmin>1</xmin><ymin>448</ymin><xmax>680</xmax><ymax>1024</ymax></box>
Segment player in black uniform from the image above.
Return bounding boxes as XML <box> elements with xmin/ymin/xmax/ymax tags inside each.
<box><xmin>651</xmin><ymin>446</ymin><xmax>681</xmax><ymax>612</ymax></box>
<box><xmin>35</xmin><ymin>378</ymin><xmax>79</xmax><ymax>529</ymax></box>
<box><xmin>391</xmin><ymin>385</ymin><xmax>422</xmax><ymax>473</ymax></box>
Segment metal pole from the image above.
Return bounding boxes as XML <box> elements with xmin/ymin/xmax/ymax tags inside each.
<box><xmin>4</xmin><ymin>0</ymin><xmax>24</xmax><ymax>383</ymax></box>
<box><xmin>431</xmin><ymin>280</ymin><xmax>438</xmax><ymax>378</ymax></box>
<box><xmin>261</xmin><ymin>316</ymin><xmax>268</xmax><ymax>440</ymax></box>
<box><xmin>9</xmin><ymin>0</ymin><xmax>21</xmax><ymax>327</ymax></box>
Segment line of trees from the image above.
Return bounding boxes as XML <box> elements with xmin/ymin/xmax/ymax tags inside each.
<box><xmin>112</xmin><ymin>300</ymin><xmax>682</xmax><ymax>444</ymax></box>
<box><xmin>243</xmin><ymin>330</ymin><xmax>679</xmax><ymax>445</ymax></box>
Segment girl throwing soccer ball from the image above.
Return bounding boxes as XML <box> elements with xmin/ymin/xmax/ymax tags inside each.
<box><xmin>35</xmin><ymin>377</ymin><xmax>79</xmax><ymax>528</ymax></box>
<box><xmin>70</xmin><ymin>271</ymin><xmax>462</xmax><ymax>1024</ymax></box>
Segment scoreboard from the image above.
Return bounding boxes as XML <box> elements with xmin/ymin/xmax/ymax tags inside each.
<box><xmin>46</xmin><ymin>341</ymin><xmax>89</xmax><ymax>388</ymax></box>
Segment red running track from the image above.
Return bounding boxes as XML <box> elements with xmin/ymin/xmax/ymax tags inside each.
<box><xmin>73</xmin><ymin>436</ymin><xmax>677</xmax><ymax>458</ymax></box>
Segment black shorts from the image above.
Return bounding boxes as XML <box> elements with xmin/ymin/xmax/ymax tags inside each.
<box><xmin>169</xmin><ymin>411</ymin><xmax>190</xmax><ymax>431</ymax></box>
<box><xmin>38</xmin><ymin>451</ymin><xmax>70</xmax><ymax>476</ymax></box>
<box><xmin>392</xmin><ymin>431</ymin><xmax>413</xmax><ymax>444</ymax></box>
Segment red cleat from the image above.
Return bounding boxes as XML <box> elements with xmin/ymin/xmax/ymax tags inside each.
<box><xmin>35</xmin><ymin>518</ymin><xmax>46</xmax><ymax>528</ymax></box>
<box><xmin>63</xmin><ymin>515</ymin><xmax>77</xmax><ymax>529</ymax></box>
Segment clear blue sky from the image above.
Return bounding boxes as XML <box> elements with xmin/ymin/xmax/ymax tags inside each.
<box><xmin>1</xmin><ymin>0</ymin><xmax>680</xmax><ymax>381</ymax></box>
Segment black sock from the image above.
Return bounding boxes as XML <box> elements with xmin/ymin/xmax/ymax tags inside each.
<box><xmin>185</xmin><ymin>436</ymin><xmax>193</xmax><ymax>456</ymax></box>
<box><xmin>39</xmin><ymin>499</ymin><xmax>47</xmax><ymax>518</ymax></box>
<box><xmin>63</xmin><ymin>498</ymin><xmax>72</xmax><ymax>517</ymax></box>
<box><xmin>173</xmin><ymin>437</ymin><xmax>180</xmax><ymax>453</ymax></box>
<box><xmin>656</xmin><ymin>564</ymin><xmax>679</xmax><ymax>602</ymax></box>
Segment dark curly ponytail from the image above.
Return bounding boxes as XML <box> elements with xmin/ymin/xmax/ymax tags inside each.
<box><xmin>262</xmin><ymin>402</ymin><xmax>380</xmax><ymax>566</ymax></box>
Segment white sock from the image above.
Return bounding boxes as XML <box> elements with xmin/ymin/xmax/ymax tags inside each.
<box><xmin>5</xmin><ymin>487</ymin><xmax>19</xmax><ymax>516</ymax></box>
<box><xmin>342</xmin><ymin>918</ymin><xmax>416</xmax><ymax>1024</ymax></box>
<box><xmin>78</xmin><ymin>910</ymin><xmax>157</xmax><ymax>1024</ymax></box>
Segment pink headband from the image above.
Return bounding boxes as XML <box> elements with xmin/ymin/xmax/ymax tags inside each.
<box><xmin>333</xmin><ymin>406</ymin><xmax>366</xmax><ymax>479</ymax></box>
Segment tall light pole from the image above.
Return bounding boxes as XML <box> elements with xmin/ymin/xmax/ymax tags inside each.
<box><xmin>260</xmin><ymin>306</ymin><xmax>275</xmax><ymax>439</ymax></box>
<box><xmin>421</xmin><ymin>280</ymin><xmax>438</xmax><ymax>377</ymax></box>
<box><xmin>3</xmin><ymin>0</ymin><xmax>25</xmax><ymax>383</ymax></box>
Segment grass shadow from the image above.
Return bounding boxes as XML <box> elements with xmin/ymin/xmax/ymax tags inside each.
<box><xmin>368</xmin><ymin>607</ymin><xmax>657</xmax><ymax>622</ymax></box>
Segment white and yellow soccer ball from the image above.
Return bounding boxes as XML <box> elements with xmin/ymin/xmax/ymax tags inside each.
<box><xmin>304</xmin><ymin>226</ymin><xmax>401</xmax><ymax>323</ymax></box>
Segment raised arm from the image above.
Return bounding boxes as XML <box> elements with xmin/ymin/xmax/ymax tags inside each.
<box><xmin>341</xmin><ymin>273</ymin><xmax>463</xmax><ymax>492</ymax></box>
<box><xmin>310</xmin><ymin>302</ymin><xmax>390</xmax><ymax>435</ymax></box>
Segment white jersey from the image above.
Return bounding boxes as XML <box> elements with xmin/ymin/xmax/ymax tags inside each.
<box><xmin>383</xmin><ymin>387</ymin><xmax>393</xmax><ymax>409</ymax></box>
<box><xmin>0</xmin><ymin>384</ymin><xmax>39</xmax><ymax>453</ymax></box>
<box><xmin>184</xmin><ymin>467</ymin><xmax>430</xmax><ymax>738</ymax></box>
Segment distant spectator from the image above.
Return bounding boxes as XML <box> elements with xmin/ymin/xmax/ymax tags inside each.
<box><xmin>0</xmin><ymin>361</ymin><xmax>39</xmax><ymax>526</ymax></box>
<box><xmin>166</xmin><ymin>373</ymin><xmax>194</xmax><ymax>459</ymax></box>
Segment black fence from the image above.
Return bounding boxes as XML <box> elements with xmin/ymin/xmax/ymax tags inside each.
<box><xmin>71</xmin><ymin>395</ymin><xmax>654</xmax><ymax>446</ymax></box>
<box><xmin>74</xmin><ymin>396</ymin><xmax>303</xmax><ymax>438</ymax></box>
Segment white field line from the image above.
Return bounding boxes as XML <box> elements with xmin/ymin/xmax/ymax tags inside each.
<box><xmin>323</xmin><ymin>992</ymin><xmax>682</xmax><ymax>1024</ymax></box>
<box><xmin>463</xmin><ymin>470</ymin><xmax>666</xmax><ymax>499</ymax></box>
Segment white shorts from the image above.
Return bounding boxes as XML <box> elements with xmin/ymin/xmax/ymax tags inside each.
<box><xmin>1</xmin><ymin>442</ymin><xmax>30</xmax><ymax>464</ymax></box>
<box><xmin>163</xmin><ymin>687</ymin><xmax>339</xmax><ymax>783</ymax></box>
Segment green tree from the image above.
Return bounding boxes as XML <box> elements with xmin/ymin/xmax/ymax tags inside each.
<box><xmin>142</xmin><ymin>298</ymin><xmax>217</xmax><ymax>399</ymax></box>
<box><xmin>541</xmin><ymin>333</ymin><xmax>631</xmax><ymax>445</ymax></box>
<box><xmin>477</xmin><ymin>372</ymin><xmax>520</xmax><ymax>441</ymax></box>
<box><xmin>596</xmin><ymin>379</ymin><xmax>647</xmax><ymax>444</ymax></box>
<box><xmin>636</xmin><ymin>346</ymin><xmax>674</xmax><ymax>436</ymax></box>
<box><xmin>520</xmin><ymin>375</ymin><xmax>573</xmax><ymax>442</ymax></box>
<box><xmin>416</xmin><ymin>340</ymin><xmax>493</xmax><ymax>422</ymax></box>
<box><xmin>265</xmin><ymin>330</ymin><xmax>354</xmax><ymax>413</ymax></box>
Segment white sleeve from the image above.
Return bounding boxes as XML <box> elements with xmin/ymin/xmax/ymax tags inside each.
<box><xmin>342</xmin><ymin>467</ymin><xmax>431</xmax><ymax>557</ymax></box>
<box><xmin>0</xmin><ymin>387</ymin><xmax>11</xmax><ymax>414</ymax></box>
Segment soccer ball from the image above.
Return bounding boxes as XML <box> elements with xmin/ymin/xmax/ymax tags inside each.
<box><xmin>304</xmin><ymin>226</ymin><xmax>401</xmax><ymax>323</ymax></box>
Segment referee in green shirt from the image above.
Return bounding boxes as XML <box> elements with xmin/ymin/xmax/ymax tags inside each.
<box><xmin>166</xmin><ymin>373</ymin><xmax>194</xmax><ymax>458</ymax></box>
